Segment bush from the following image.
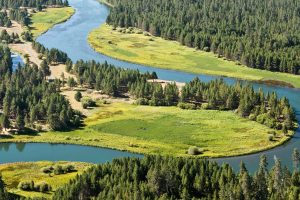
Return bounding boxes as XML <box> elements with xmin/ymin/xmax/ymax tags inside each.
<box><xmin>81</xmin><ymin>97</ymin><xmax>96</xmax><ymax>109</ymax></box>
<box><xmin>187</xmin><ymin>146</ymin><xmax>202</xmax><ymax>155</ymax></box>
<box><xmin>41</xmin><ymin>166</ymin><xmax>53</xmax><ymax>174</ymax></box>
<box><xmin>178</xmin><ymin>102</ymin><xmax>196</xmax><ymax>110</ymax></box>
<box><xmin>136</xmin><ymin>98</ymin><xmax>149</xmax><ymax>105</ymax></box>
<box><xmin>268</xmin><ymin>135</ymin><xmax>274</xmax><ymax>141</ymax></box>
<box><xmin>74</xmin><ymin>91</ymin><xmax>82</xmax><ymax>102</ymax></box>
<box><xmin>203</xmin><ymin>46</ymin><xmax>210</xmax><ymax>52</ymax></box>
<box><xmin>18</xmin><ymin>181</ymin><xmax>34</xmax><ymax>191</ymax></box>
<box><xmin>248</xmin><ymin>114</ymin><xmax>256</xmax><ymax>121</ymax></box>
<box><xmin>63</xmin><ymin>165</ymin><xmax>75</xmax><ymax>173</ymax></box>
<box><xmin>54</xmin><ymin>165</ymin><xmax>64</xmax><ymax>175</ymax></box>
<box><xmin>35</xmin><ymin>182</ymin><xmax>52</xmax><ymax>193</ymax></box>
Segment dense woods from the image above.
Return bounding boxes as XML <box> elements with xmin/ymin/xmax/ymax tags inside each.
<box><xmin>53</xmin><ymin>153</ymin><xmax>300</xmax><ymax>200</ymax></box>
<box><xmin>0</xmin><ymin>0</ymin><xmax>68</xmax><ymax>8</ymax></box>
<box><xmin>69</xmin><ymin>59</ymin><xmax>157</xmax><ymax>96</ymax></box>
<box><xmin>0</xmin><ymin>46</ymin><xmax>81</xmax><ymax>131</ymax></box>
<box><xmin>106</xmin><ymin>0</ymin><xmax>300</xmax><ymax>74</ymax></box>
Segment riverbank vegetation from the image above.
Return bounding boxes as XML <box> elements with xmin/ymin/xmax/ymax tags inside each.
<box><xmin>0</xmin><ymin>161</ymin><xmax>91</xmax><ymax>199</ymax></box>
<box><xmin>106</xmin><ymin>0</ymin><xmax>300</xmax><ymax>75</ymax></box>
<box><xmin>30</xmin><ymin>7</ymin><xmax>75</xmax><ymax>37</ymax></box>
<box><xmin>53</xmin><ymin>154</ymin><xmax>300</xmax><ymax>199</ymax></box>
<box><xmin>89</xmin><ymin>24</ymin><xmax>300</xmax><ymax>88</ymax></box>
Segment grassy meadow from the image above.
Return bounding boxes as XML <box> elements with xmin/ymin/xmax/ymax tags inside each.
<box><xmin>0</xmin><ymin>161</ymin><xmax>91</xmax><ymax>199</ymax></box>
<box><xmin>30</xmin><ymin>7</ymin><xmax>75</xmax><ymax>37</ymax></box>
<box><xmin>1</xmin><ymin>103</ymin><xmax>292</xmax><ymax>158</ymax></box>
<box><xmin>88</xmin><ymin>24</ymin><xmax>300</xmax><ymax>88</ymax></box>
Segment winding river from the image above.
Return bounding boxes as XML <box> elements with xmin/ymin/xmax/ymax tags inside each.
<box><xmin>0</xmin><ymin>0</ymin><xmax>299</xmax><ymax>172</ymax></box>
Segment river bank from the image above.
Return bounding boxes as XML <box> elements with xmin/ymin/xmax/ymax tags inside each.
<box><xmin>88</xmin><ymin>24</ymin><xmax>300</xmax><ymax>89</ymax></box>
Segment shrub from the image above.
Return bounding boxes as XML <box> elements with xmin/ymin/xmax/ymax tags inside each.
<box><xmin>18</xmin><ymin>180</ymin><xmax>34</xmax><ymax>191</ymax></box>
<box><xmin>74</xmin><ymin>91</ymin><xmax>82</xmax><ymax>102</ymax></box>
<box><xmin>188</xmin><ymin>146</ymin><xmax>202</xmax><ymax>155</ymax></box>
<box><xmin>268</xmin><ymin>135</ymin><xmax>274</xmax><ymax>141</ymax></box>
<box><xmin>203</xmin><ymin>46</ymin><xmax>210</xmax><ymax>52</ymax></box>
<box><xmin>81</xmin><ymin>97</ymin><xmax>96</xmax><ymax>109</ymax></box>
<box><xmin>35</xmin><ymin>182</ymin><xmax>52</xmax><ymax>193</ymax></box>
<box><xmin>201</xmin><ymin>103</ymin><xmax>209</xmax><ymax>110</ymax></box>
<box><xmin>41</xmin><ymin>166</ymin><xmax>53</xmax><ymax>174</ymax></box>
<box><xmin>54</xmin><ymin>165</ymin><xmax>64</xmax><ymax>175</ymax></box>
<box><xmin>178</xmin><ymin>102</ymin><xmax>196</xmax><ymax>110</ymax></box>
<box><xmin>136</xmin><ymin>98</ymin><xmax>149</xmax><ymax>105</ymax></box>
<box><xmin>65</xmin><ymin>136</ymin><xmax>71</xmax><ymax>140</ymax></box>
<box><xmin>248</xmin><ymin>114</ymin><xmax>256</xmax><ymax>121</ymax></box>
<box><xmin>63</xmin><ymin>165</ymin><xmax>75</xmax><ymax>173</ymax></box>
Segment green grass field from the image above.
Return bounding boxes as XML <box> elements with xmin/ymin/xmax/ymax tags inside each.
<box><xmin>0</xmin><ymin>161</ymin><xmax>91</xmax><ymax>199</ymax></box>
<box><xmin>88</xmin><ymin>24</ymin><xmax>300</xmax><ymax>88</ymax></box>
<box><xmin>30</xmin><ymin>7</ymin><xmax>75</xmax><ymax>37</ymax></box>
<box><xmin>1</xmin><ymin>103</ymin><xmax>292</xmax><ymax>157</ymax></box>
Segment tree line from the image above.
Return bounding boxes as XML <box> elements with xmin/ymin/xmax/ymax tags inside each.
<box><xmin>130</xmin><ymin>77</ymin><xmax>295</xmax><ymax>131</ymax></box>
<box><xmin>9</xmin><ymin>8</ymin><xmax>30</xmax><ymax>26</ymax></box>
<box><xmin>53</xmin><ymin>150</ymin><xmax>300</xmax><ymax>200</ymax></box>
<box><xmin>106</xmin><ymin>0</ymin><xmax>300</xmax><ymax>74</ymax></box>
<box><xmin>62</xmin><ymin>56</ymin><xmax>295</xmax><ymax>132</ymax></box>
<box><xmin>68</xmin><ymin>59</ymin><xmax>157</xmax><ymax>96</ymax></box>
<box><xmin>0</xmin><ymin>30</ymin><xmax>20</xmax><ymax>44</ymax></box>
<box><xmin>0</xmin><ymin>46</ymin><xmax>81</xmax><ymax>131</ymax></box>
<box><xmin>0</xmin><ymin>0</ymin><xmax>68</xmax><ymax>9</ymax></box>
<box><xmin>32</xmin><ymin>41</ymin><xmax>70</xmax><ymax>64</ymax></box>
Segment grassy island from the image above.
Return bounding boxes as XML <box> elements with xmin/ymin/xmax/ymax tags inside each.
<box><xmin>1</xmin><ymin>103</ymin><xmax>292</xmax><ymax>158</ymax></box>
<box><xmin>30</xmin><ymin>7</ymin><xmax>75</xmax><ymax>37</ymax></box>
<box><xmin>88</xmin><ymin>24</ymin><xmax>300</xmax><ymax>88</ymax></box>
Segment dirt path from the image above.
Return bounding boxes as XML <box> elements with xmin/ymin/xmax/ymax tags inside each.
<box><xmin>61</xmin><ymin>89</ymin><xmax>134</xmax><ymax>116</ymax></box>
<box><xmin>148</xmin><ymin>79</ymin><xmax>185</xmax><ymax>90</ymax></box>
<box><xmin>0</xmin><ymin>21</ymin><xmax>22</xmax><ymax>35</ymax></box>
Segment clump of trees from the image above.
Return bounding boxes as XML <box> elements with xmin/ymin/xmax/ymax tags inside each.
<box><xmin>106</xmin><ymin>0</ymin><xmax>300</xmax><ymax>74</ymax></box>
<box><xmin>41</xmin><ymin>164</ymin><xmax>75</xmax><ymax>175</ymax></box>
<box><xmin>0</xmin><ymin>30</ymin><xmax>20</xmax><ymax>44</ymax></box>
<box><xmin>18</xmin><ymin>180</ymin><xmax>51</xmax><ymax>193</ymax></box>
<box><xmin>9</xmin><ymin>8</ymin><xmax>30</xmax><ymax>26</ymax></box>
<box><xmin>32</xmin><ymin>41</ymin><xmax>70</xmax><ymax>64</ymax></box>
<box><xmin>0</xmin><ymin>11</ymin><xmax>11</xmax><ymax>27</ymax></box>
<box><xmin>69</xmin><ymin>59</ymin><xmax>157</xmax><ymax>96</ymax></box>
<box><xmin>53</xmin><ymin>150</ymin><xmax>300</xmax><ymax>199</ymax></box>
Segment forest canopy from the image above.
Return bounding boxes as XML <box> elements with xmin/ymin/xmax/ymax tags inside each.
<box><xmin>53</xmin><ymin>154</ymin><xmax>300</xmax><ymax>200</ymax></box>
<box><xmin>106</xmin><ymin>0</ymin><xmax>300</xmax><ymax>75</ymax></box>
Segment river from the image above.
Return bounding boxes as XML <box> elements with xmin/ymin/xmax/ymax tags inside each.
<box><xmin>0</xmin><ymin>0</ymin><xmax>299</xmax><ymax>172</ymax></box>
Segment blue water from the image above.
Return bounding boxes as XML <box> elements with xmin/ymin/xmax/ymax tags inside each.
<box><xmin>0</xmin><ymin>143</ymin><xmax>142</xmax><ymax>164</ymax></box>
<box><xmin>11</xmin><ymin>53</ymin><xmax>24</xmax><ymax>71</ymax></box>
<box><xmin>0</xmin><ymin>0</ymin><xmax>297</xmax><ymax>172</ymax></box>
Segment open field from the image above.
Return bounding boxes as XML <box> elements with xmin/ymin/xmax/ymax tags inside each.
<box><xmin>30</xmin><ymin>7</ymin><xmax>75</xmax><ymax>37</ymax></box>
<box><xmin>0</xmin><ymin>103</ymin><xmax>292</xmax><ymax>158</ymax></box>
<box><xmin>88</xmin><ymin>24</ymin><xmax>300</xmax><ymax>88</ymax></box>
<box><xmin>0</xmin><ymin>161</ymin><xmax>91</xmax><ymax>199</ymax></box>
